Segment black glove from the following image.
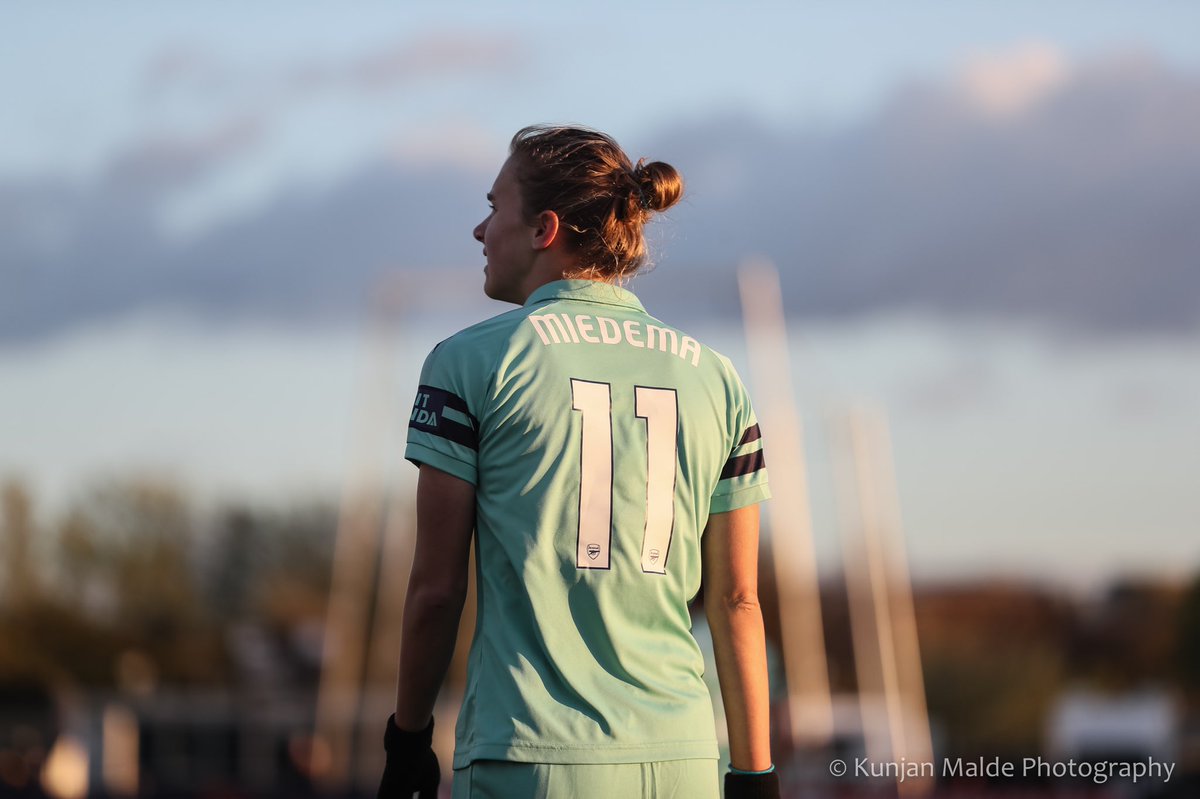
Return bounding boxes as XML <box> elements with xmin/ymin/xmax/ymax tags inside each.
<box><xmin>724</xmin><ymin>768</ymin><xmax>780</xmax><ymax>799</ymax></box>
<box><xmin>378</xmin><ymin>714</ymin><xmax>439</xmax><ymax>799</ymax></box>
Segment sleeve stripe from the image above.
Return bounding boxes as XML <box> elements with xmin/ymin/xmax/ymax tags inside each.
<box><xmin>418</xmin><ymin>384</ymin><xmax>479</xmax><ymax>429</ymax></box>
<box><xmin>410</xmin><ymin>418</ymin><xmax>479</xmax><ymax>451</ymax></box>
<box><xmin>738</xmin><ymin>423</ymin><xmax>761</xmax><ymax>446</ymax></box>
<box><xmin>409</xmin><ymin>384</ymin><xmax>479</xmax><ymax>450</ymax></box>
<box><xmin>720</xmin><ymin>449</ymin><xmax>766</xmax><ymax>480</ymax></box>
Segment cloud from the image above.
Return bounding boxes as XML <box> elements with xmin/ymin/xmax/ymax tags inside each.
<box><xmin>124</xmin><ymin>33</ymin><xmax>523</xmax><ymax>198</ymax></box>
<box><xmin>636</xmin><ymin>46</ymin><xmax>1200</xmax><ymax>338</ymax></box>
<box><xmin>104</xmin><ymin>114</ymin><xmax>265</xmax><ymax>192</ymax></box>
<box><xmin>953</xmin><ymin>40</ymin><xmax>1071</xmax><ymax>119</ymax></box>
<box><xmin>0</xmin><ymin>157</ymin><xmax>487</xmax><ymax>346</ymax></box>
<box><xmin>142</xmin><ymin>32</ymin><xmax>525</xmax><ymax>104</ymax></box>
<box><xmin>387</xmin><ymin>121</ymin><xmax>502</xmax><ymax>172</ymax></box>
<box><xmin>4</xmin><ymin>45</ymin><xmax>1199</xmax><ymax>346</ymax></box>
<box><xmin>281</xmin><ymin>34</ymin><xmax>524</xmax><ymax>96</ymax></box>
<box><xmin>341</xmin><ymin>32</ymin><xmax>525</xmax><ymax>90</ymax></box>
<box><xmin>140</xmin><ymin>45</ymin><xmax>234</xmax><ymax>99</ymax></box>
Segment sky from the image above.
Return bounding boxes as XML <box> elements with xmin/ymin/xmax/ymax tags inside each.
<box><xmin>3</xmin><ymin>2</ymin><xmax>1199</xmax><ymax>591</ymax></box>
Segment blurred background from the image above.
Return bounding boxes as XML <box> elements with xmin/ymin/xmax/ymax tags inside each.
<box><xmin>2</xmin><ymin>2</ymin><xmax>1199</xmax><ymax>797</ymax></box>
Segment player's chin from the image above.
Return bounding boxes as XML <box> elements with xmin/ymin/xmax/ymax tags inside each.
<box><xmin>482</xmin><ymin>274</ymin><xmax>502</xmax><ymax>302</ymax></box>
<box><xmin>482</xmin><ymin>279</ymin><xmax>521</xmax><ymax>305</ymax></box>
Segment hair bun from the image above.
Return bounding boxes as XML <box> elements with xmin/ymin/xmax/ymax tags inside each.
<box><xmin>633</xmin><ymin>159</ymin><xmax>683</xmax><ymax>213</ymax></box>
<box><xmin>509</xmin><ymin>125</ymin><xmax>685</xmax><ymax>279</ymax></box>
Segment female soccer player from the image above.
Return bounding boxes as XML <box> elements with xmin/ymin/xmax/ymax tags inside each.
<box><xmin>379</xmin><ymin>126</ymin><xmax>778</xmax><ymax>799</ymax></box>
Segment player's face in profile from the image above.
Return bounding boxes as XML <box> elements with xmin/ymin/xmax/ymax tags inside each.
<box><xmin>474</xmin><ymin>156</ymin><xmax>537</xmax><ymax>304</ymax></box>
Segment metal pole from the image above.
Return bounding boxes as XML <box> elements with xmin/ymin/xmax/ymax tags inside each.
<box><xmin>834</xmin><ymin>403</ymin><xmax>934</xmax><ymax>797</ymax></box>
<box><xmin>737</xmin><ymin>257</ymin><xmax>833</xmax><ymax>749</ymax></box>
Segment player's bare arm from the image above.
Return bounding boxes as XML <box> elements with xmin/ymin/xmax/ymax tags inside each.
<box><xmin>703</xmin><ymin>503</ymin><xmax>773</xmax><ymax>772</ymax></box>
<box><xmin>393</xmin><ymin>464</ymin><xmax>476</xmax><ymax>730</ymax></box>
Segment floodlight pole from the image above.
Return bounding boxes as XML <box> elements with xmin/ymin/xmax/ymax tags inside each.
<box><xmin>314</xmin><ymin>269</ymin><xmax>486</xmax><ymax>790</ymax></box>
<box><xmin>313</xmin><ymin>283</ymin><xmax>401</xmax><ymax>789</ymax></box>
<box><xmin>737</xmin><ymin>257</ymin><xmax>833</xmax><ymax>750</ymax></box>
<box><xmin>832</xmin><ymin>403</ymin><xmax>934</xmax><ymax>798</ymax></box>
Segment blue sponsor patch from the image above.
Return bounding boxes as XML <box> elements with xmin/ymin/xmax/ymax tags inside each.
<box><xmin>409</xmin><ymin>385</ymin><xmax>478</xmax><ymax>450</ymax></box>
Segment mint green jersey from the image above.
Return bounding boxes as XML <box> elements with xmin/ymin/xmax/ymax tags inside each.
<box><xmin>405</xmin><ymin>280</ymin><xmax>769</xmax><ymax>768</ymax></box>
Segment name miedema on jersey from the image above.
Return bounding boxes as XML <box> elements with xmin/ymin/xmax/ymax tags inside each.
<box><xmin>527</xmin><ymin>313</ymin><xmax>702</xmax><ymax>366</ymax></box>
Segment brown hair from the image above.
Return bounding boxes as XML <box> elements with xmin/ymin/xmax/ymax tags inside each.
<box><xmin>508</xmin><ymin>125</ymin><xmax>684</xmax><ymax>281</ymax></box>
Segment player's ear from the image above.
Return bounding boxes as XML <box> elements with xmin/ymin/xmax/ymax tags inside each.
<box><xmin>531</xmin><ymin>210</ymin><xmax>560</xmax><ymax>251</ymax></box>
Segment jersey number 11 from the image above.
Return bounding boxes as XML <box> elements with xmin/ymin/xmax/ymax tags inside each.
<box><xmin>570</xmin><ymin>378</ymin><xmax>677</xmax><ymax>574</ymax></box>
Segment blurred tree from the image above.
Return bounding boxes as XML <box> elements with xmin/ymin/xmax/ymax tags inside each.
<box><xmin>2</xmin><ymin>477</ymin><xmax>344</xmax><ymax>693</ymax></box>
<box><xmin>53</xmin><ymin>478</ymin><xmax>228</xmax><ymax>686</ymax></box>
<box><xmin>98</xmin><ymin>481</ymin><xmax>198</xmax><ymax>624</ymax></box>
<box><xmin>1</xmin><ymin>479</ymin><xmax>38</xmax><ymax>609</ymax></box>
<box><xmin>0</xmin><ymin>596</ymin><xmax>128</xmax><ymax>687</ymax></box>
<box><xmin>922</xmin><ymin>641</ymin><xmax>1065</xmax><ymax>756</ymax></box>
<box><xmin>915</xmin><ymin>582</ymin><xmax>1073</xmax><ymax>755</ymax></box>
<box><xmin>253</xmin><ymin>501</ymin><xmax>337</xmax><ymax>624</ymax></box>
<box><xmin>194</xmin><ymin>499</ymin><xmax>338</xmax><ymax>626</ymax></box>
<box><xmin>1175</xmin><ymin>571</ymin><xmax>1200</xmax><ymax>699</ymax></box>
<box><xmin>1069</xmin><ymin>578</ymin><xmax>1186</xmax><ymax>691</ymax></box>
<box><xmin>57</xmin><ymin>507</ymin><xmax>97</xmax><ymax>607</ymax></box>
<box><xmin>0</xmin><ymin>480</ymin><xmax>120</xmax><ymax>687</ymax></box>
<box><xmin>206</xmin><ymin>506</ymin><xmax>260</xmax><ymax>622</ymax></box>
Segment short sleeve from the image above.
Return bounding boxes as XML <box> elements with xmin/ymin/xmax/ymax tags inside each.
<box><xmin>709</xmin><ymin>384</ymin><xmax>770</xmax><ymax>514</ymax></box>
<box><xmin>404</xmin><ymin>342</ymin><xmax>481</xmax><ymax>485</ymax></box>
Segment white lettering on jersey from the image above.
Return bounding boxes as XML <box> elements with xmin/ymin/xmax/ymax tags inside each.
<box><xmin>411</xmin><ymin>408</ymin><xmax>439</xmax><ymax>427</ymax></box>
<box><xmin>623</xmin><ymin>319</ymin><xmax>644</xmax><ymax>348</ymax></box>
<box><xmin>570</xmin><ymin>380</ymin><xmax>680</xmax><ymax>574</ymax></box>
<box><xmin>548</xmin><ymin>314</ymin><xmax>572</xmax><ymax>344</ymax></box>
<box><xmin>560</xmin><ymin>313</ymin><xmax>580</xmax><ymax>343</ymax></box>
<box><xmin>679</xmin><ymin>336</ymin><xmax>701</xmax><ymax>367</ymax></box>
<box><xmin>526</xmin><ymin>314</ymin><xmax>702</xmax><ymax>366</ymax></box>
<box><xmin>598</xmin><ymin>317</ymin><xmax>621</xmax><ymax>344</ymax></box>
<box><xmin>575</xmin><ymin>314</ymin><xmax>599</xmax><ymax>343</ymax></box>
<box><xmin>635</xmin><ymin>386</ymin><xmax>678</xmax><ymax>574</ymax></box>
<box><xmin>571</xmin><ymin>379</ymin><xmax>613</xmax><ymax>569</ymax></box>
<box><xmin>529</xmin><ymin>314</ymin><xmax>562</xmax><ymax>345</ymax></box>
<box><xmin>646</xmin><ymin>325</ymin><xmax>678</xmax><ymax>355</ymax></box>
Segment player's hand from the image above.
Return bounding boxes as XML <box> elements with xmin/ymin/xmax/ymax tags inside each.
<box><xmin>378</xmin><ymin>714</ymin><xmax>439</xmax><ymax>799</ymax></box>
<box><xmin>724</xmin><ymin>767</ymin><xmax>780</xmax><ymax>799</ymax></box>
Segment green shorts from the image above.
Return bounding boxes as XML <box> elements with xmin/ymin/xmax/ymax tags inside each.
<box><xmin>450</xmin><ymin>759</ymin><xmax>720</xmax><ymax>799</ymax></box>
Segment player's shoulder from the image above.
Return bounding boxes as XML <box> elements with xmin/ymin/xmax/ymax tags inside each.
<box><xmin>704</xmin><ymin>344</ymin><xmax>738</xmax><ymax>376</ymax></box>
<box><xmin>702</xmin><ymin>344</ymin><xmax>751</xmax><ymax>405</ymax></box>
<box><xmin>428</xmin><ymin>304</ymin><xmax>530</xmax><ymax>361</ymax></box>
<box><xmin>639</xmin><ymin>310</ymin><xmax>743</xmax><ymax>378</ymax></box>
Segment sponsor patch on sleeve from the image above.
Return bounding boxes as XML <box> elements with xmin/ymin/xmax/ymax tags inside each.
<box><xmin>409</xmin><ymin>384</ymin><xmax>478</xmax><ymax>450</ymax></box>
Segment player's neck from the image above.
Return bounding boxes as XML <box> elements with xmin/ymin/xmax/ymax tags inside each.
<box><xmin>514</xmin><ymin>252</ymin><xmax>591</xmax><ymax>304</ymax></box>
